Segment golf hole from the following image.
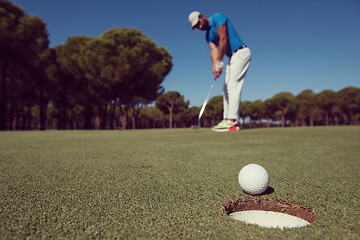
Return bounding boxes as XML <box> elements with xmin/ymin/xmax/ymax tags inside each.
<box><xmin>223</xmin><ymin>197</ymin><xmax>317</xmax><ymax>229</ymax></box>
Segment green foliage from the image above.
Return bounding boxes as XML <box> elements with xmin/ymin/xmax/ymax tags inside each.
<box><xmin>338</xmin><ymin>87</ymin><xmax>360</xmax><ymax>124</ymax></box>
<box><xmin>315</xmin><ymin>90</ymin><xmax>337</xmax><ymax>113</ymax></box>
<box><xmin>266</xmin><ymin>92</ymin><xmax>298</xmax><ymax>127</ymax></box>
<box><xmin>98</xmin><ymin>28</ymin><xmax>172</xmax><ymax>103</ymax></box>
<box><xmin>296</xmin><ymin>90</ymin><xmax>316</xmax><ymax>126</ymax></box>
<box><xmin>0</xmin><ymin>0</ymin><xmax>25</xmax><ymax>57</ymax></box>
<box><xmin>206</xmin><ymin>95</ymin><xmax>223</xmax><ymax>123</ymax></box>
<box><xmin>139</xmin><ymin>106</ymin><xmax>164</xmax><ymax>128</ymax></box>
<box><xmin>156</xmin><ymin>91</ymin><xmax>186</xmax><ymax>114</ymax></box>
<box><xmin>1</xmin><ymin>1</ymin><xmax>174</xmax><ymax>130</ymax></box>
<box><xmin>156</xmin><ymin>91</ymin><xmax>189</xmax><ymax>128</ymax></box>
<box><xmin>207</xmin><ymin>95</ymin><xmax>223</xmax><ymax>113</ymax></box>
<box><xmin>251</xmin><ymin>100</ymin><xmax>265</xmax><ymax>121</ymax></box>
<box><xmin>0</xmin><ymin>0</ymin><xmax>51</xmax><ymax>130</ymax></box>
<box><xmin>54</xmin><ymin>28</ymin><xmax>173</xmax><ymax>129</ymax></box>
<box><xmin>240</xmin><ymin>100</ymin><xmax>253</xmax><ymax>120</ymax></box>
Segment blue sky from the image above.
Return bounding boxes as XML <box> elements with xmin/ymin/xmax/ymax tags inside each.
<box><xmin>12</xmin><ymin>0</ymin><xmax>360</xmax><ymax>106</ymax></box>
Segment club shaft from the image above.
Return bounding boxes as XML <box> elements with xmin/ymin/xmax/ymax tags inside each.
<box><xmin>198</xmin><ymin>79</ymin><xmax>216</xmax><ymax>120</ymax></box>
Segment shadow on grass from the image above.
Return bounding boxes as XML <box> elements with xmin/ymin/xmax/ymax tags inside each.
<box><xmin>243</xmin><ymin>186</ymin><xmax>275</xmax><ymax>196</ymax></box>
<box><xmin>260</xmin><ymin>186</ymin><xmax>275</xmax><ymax>195</ymax></box>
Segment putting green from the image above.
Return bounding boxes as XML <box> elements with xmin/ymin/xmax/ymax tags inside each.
<box><xmin>0</xmin><ymin>127</ymin><xmax>359</xmax><ymax>239</ymax></box>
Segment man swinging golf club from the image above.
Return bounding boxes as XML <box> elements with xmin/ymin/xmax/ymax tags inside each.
<box><xmin>188</xmin><ymin>11</ymin><xmax>251</xmax><ymax>132</ymax></box>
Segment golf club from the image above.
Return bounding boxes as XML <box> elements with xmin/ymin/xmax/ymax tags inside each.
<box><xmin>192</xmin><ymin>79</ymin><xmax>216</xmax><ymax>129</ymax></box>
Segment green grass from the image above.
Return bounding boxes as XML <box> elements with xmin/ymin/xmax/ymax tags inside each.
<box><xmin>0</xmin><ymin>127</ymin><xmax>359</xmax><ymax>239</ymax></box>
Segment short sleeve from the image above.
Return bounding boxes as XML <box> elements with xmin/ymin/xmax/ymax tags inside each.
<box><xmin>213</xmin><ymin>13</ymin><xmax>227</xmax><ymax>29</ymax></box>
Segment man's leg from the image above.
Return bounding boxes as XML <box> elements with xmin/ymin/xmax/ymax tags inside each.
<box><xmin>212</xmin><ymin>48</ymin><xmax>251</xmax><ymax>131</ymax></box>
<box><xmin>223</xmin><ymin>65</ymin><xmax>230</xmax><ymax>120</ymax></box>
<box><xmin>227</xmin><ymin>48</ymin><xmax>251</xmax><ymax>121</ymax></box>
<box><xmin>212</xmin><ymin>64</ymin><xmax>230</xmax><ymax>130</ymax></box>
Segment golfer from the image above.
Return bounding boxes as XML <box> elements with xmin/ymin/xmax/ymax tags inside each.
<box><xmin>188</xmin><ymin>11</ymin><xmax>251</xmax><ymax>132</ymax></box>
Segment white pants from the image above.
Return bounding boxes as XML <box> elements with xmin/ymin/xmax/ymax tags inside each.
<box><xmin>223</xmin><ymin>47</ymin><xmax>251</xmax><ymax>120</ymax></box>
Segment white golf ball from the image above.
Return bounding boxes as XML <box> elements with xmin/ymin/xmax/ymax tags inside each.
<box><xmin>238</xmin><ymin>164</ymin><xmax>270</xmax><ymax>195</ymax></box>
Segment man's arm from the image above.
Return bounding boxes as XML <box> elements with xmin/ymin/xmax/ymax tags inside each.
<box><xmin>209</xmin><ymin>24</ymin><xmax>228</xmax><ymax>79</ymax></box>
<box><xmin>209</xmin><ymin>42</ymin><xmax>221</xmax><ymax>79</ymax></box>
<box><xmin>216</xmin><ymin>24</ymin><xmax>228</xmax><ymax>62</ymax></box>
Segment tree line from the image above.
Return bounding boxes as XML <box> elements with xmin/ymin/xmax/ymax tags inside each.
<box><xmin>153</xmin><ymin>87</ymin><xmax>360</xmax><ymax>129</ymax></box>
<box><xmin>239</xmin><ymin>88</ymin><xmax>360</xmax><ymax>128</ymax></box>
<box><xmin>0</xmin><ymin>0</ymin><xmax>172</xmax><ymax>130</ymax></box>
<box><xmin>1</xmin><ymin>1</ymin><xmax>359</xmax><ymax>131</ymax></box>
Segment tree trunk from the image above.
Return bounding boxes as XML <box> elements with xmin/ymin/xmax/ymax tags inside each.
<box><xmin>0</xmin><ymin>60</ymin><xmax>8</xmax><ymax>130</ymax></box>
<box><xmin>334</xmin><ymin>115</ymin><xmax>339</xmax><ymax>126</ymax></box>
<box><xmin>110</xmin><ymin>102</ymin><xmax>116</xmax><ymax>129</ymax></box>
<box><xmin>9</xmin><ymin>99</ymin><xmax>15</xmax><ymax>131</ymax></box>
<box><xmin>119</xmin><ymin>105</ymin><xmax>128</xmax><ymax>130</ymax></box>
<box><xmin>131</xmin><ymin>115</ymin><xmax>136</xmax><ymax>129</ymax></box>
<box><xmin>39</xmin><ymin>84</ymin><xmax>47</xmax><ymax>130</ymax></box>
<box><xmin>325</xmin><ymin>112</ymin><xmax>329</xmax><ymax>126</ymax></box>
<box><xmin>27</xmin><ymin>104</ymin><xmax>32</xmax><ymax>130</ymax></box>
<box><xmin>168</xmin><ymin>104</ymin><xmax>173</xmax><ymax>128</ymax></box>
<box><xmin>258</xmin><ymin>117</ymin><xmax>262</xmax><ymax>128</ymax></box>
<box><xmin>20</xmin><ymin>103</ymin><xmax>26</xmax><ymax>130</ymax></box>
<box><xmin>120</xmin><ymin>114</ymin><xmax>127</xmax><ymax>130</ymax></box>
<box><xmin>281</xmin><ymin>113</ymin><xmax>285</xmax><ymax>127</ymax></box>
<box><xmin>101</xmin><ymin>103</ymin><xmax>108</xmax><ymax>130</ymax></box>
<box><xmin>61</xmin><ymin>91</ymin><xmax>68</xmax><ymax>130</ymax></box>
<box><xmin>300</xmin><ymin>113</ymin><xmax>306</xmax><ymax>126</ymax></box>
<box><xmin>241</xmin><ymin>117</ymin><xmax>245</xmax><ymax>128</ymax></box>
<box><xmin>348</xmin><ymin>109</ymin><xmax>354</xmax><ymax>125</ymax></box>
<box><xmin>84</xmin><ymin>80</ymin><xmax>93</xmax><ymax>129</ymax></box>
<box><xmin>130</xmin><ymin>104</ymin><xmax>141</xmax><ymax>130</ymax></box>
<box><xmin>310</xmin><ymin>116</ymin><xmax>314</xmax><ymax>127</ymax></box>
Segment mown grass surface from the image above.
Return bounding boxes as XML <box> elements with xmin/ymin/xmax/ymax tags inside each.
<box><xmin>0</xmin><ymin>127</ymin><xmax>359</xmax><ymax>239</ymax></box>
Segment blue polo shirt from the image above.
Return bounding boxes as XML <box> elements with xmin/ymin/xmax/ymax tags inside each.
<box><xmin>206</xmin><ymin>13</ymin><xmax>245</xmax><ymax>58</ymax></box>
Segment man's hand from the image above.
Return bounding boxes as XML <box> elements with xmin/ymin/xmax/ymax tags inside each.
<box><xmin>209</xmin><ymin>42</ymin><xmax>223</xmax><ymax>79</ymax></box>
<box><xmin>213</xmin><ymin>61</ymin><xmax>224</xmax><ymax>79</ymax></box>
<box><xmin>213</xmin><ymin>68</ymin><xmax>222</xmax><ymax>80</ymax></box>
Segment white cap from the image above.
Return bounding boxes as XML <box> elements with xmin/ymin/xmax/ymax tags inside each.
<box><xmin>188</xmin><ymin>11</ymin><xmax>200</xmax><ymax>29</ymax></box>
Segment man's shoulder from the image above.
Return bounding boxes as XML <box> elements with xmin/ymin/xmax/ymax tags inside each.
<box><xmin>211</xmin><ymin>12</ymin><xmax>228</xmax><ymax>26</ymax></box>
<box><xmin>212</xmin><ymin>12</ymin><xmax>227</xmax><ymax>20</ymax></box>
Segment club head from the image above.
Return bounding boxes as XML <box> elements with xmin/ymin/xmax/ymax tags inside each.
<box><xmin>191</xmin><ymin>125</ymin><xmax>200</xmax><ymax>129</ymax></box>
